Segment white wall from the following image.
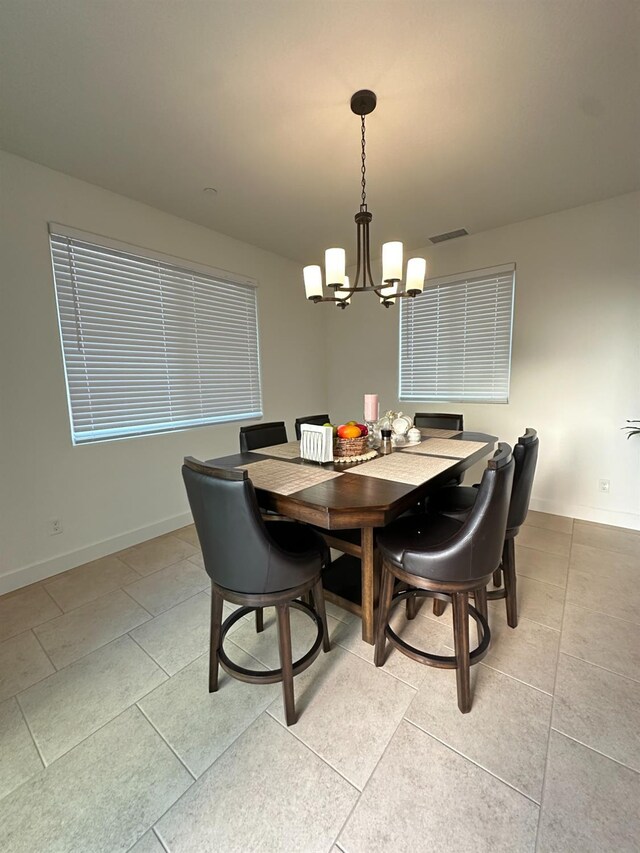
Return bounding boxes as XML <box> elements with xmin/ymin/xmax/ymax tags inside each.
<box><xmin>0</xmin><ymin>151</ymin><xmax>328</xmax><ymax>592</ymax></box>
<box><xmin>326</xmin><ymin>192</ymin><xmax>640</xmax><ymax>530</ymax></box>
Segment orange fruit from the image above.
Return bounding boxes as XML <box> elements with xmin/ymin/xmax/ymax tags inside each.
<box><xmin>340</xmin><ymin>424</ymin><xmax>362</xmax><ymax>439</ymax></box>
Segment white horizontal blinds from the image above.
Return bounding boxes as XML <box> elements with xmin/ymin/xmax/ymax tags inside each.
<box><xmin>50</xmin><ymin>231</ymin><xmax>262</xmax><ymax>443</ymax></box>
<box><xmin>399</xmin><ymin>265</ymin><xmax>515</xmax><ymax>403</ymax></box>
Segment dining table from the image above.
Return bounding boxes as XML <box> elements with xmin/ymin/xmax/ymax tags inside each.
<box><xmin>205</xmin><ymin>429</ymin><xmax>497</xmax><ymax>644</ymax></box>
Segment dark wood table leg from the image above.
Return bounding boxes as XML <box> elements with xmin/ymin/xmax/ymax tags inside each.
<box><xmin>361</xmin><ymin>527</ymin><xmax>378</xmax><ymax>644</ymax></box>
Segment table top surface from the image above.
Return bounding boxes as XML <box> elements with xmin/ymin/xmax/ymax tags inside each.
<box><xmin>204</xmin><ymin>430</ymin><xmax>497</xmax><ymax>530</ymax></box>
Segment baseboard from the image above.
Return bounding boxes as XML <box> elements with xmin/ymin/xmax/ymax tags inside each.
<box><xmin>529</xmin><ymin>497</ymin><xmax>640</xmax><ymax>531</ymax></box>
<box><xmin>0</xmin><ymin>512</ymin><xmax>193</xmax><ymax>596</ymax></box>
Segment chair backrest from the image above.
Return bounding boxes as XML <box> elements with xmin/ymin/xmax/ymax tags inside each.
<box><xmin>239</xmin><ymin>421</ymin><xmax>287</xmax><ymax>452</ymax></box>
<box><xmin>403</xmin><ymin>443</ymin><xmax>513</xmax><ymax>584</ymax></box>
<box><xmin>295</xmin><ymin>414</ymin><xmax>330</xmax><ymax>440</ymax></box>
<box><xmin>459</xmin><ymin>442</ymin><xmax>515</xmax><ymax>582</ymax></box>
<box><xmin>507</xmin><ymin>428</ymin><xmax>539</xmax><ymax>534</ymax></box>
<box><xmin>182</xmin><ymin>457</ymin><xmax>315</xmax><ymax>594</ymax></box>
<box><xmin>414</xmin><ymin>412</ymin><xmax>464</xmax><ymax>431</ymax></box>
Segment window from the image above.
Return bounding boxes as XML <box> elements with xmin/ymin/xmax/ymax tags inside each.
<box><xmin>399</xmin><ymin>263</ymin><xmax>515</xmax><ymax>403</ymax></box>
<box><xmin>49</xmin><ymin>224</ymin><xmax>262</xmax><ymax>444</ymax></box>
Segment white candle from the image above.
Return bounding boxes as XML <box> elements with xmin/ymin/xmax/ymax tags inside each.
<box><xmin>325</xmin><ymin>247</ymin><xmax>346</xmax><ymax>286</ymax></box>
<box><xmin>406</xmin><ymin>257</ymin><xmax>426</xmax><ymax>293</ymax></box>
<box><xmin>382</xmin><ymin>241</ymin><xmax>403</xmax><ymax>282</ymax></box>
<box><xmin>364</xmin><ymin>393</ymin><xmax>379</xmax><ymax>422</ymax></box>
<box><xmin>303</xmin><ymin>265</ymin><xmax>323</xmax><ymax>299</ymax></box>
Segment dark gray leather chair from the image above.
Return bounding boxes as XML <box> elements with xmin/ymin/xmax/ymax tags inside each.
<box><xmin>430</xmin><ymin>428</ymin><xmax>539</xmax><ymax>627</ymax></box>
<box><xmin>375</xmin><ymin>443</ymin><xmax>514</xmax><ymax>713</ymax></box>
<box><xmin>295</xmin><ymin>414</ymin><xmax>331</xmax><ymax>440</ymax></box>
<box><xmin>239</xmin><ymin>422</ymin><xmax>288</xmax><ymax>452</ymax></box>
<box><xmin>414</xmin><ymin>412</ymin><xmax>464</xmax><ymax>431</ymax></box>
<box><xmin>182</xmin><ymin>457</ymin><xmax>331</xmax><ymax>726</ymax></box>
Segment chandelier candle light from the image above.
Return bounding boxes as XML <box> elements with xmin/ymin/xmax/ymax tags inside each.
<box><xmin>303</xmin><ymin>90</ymin><xmax>427</xmax><ymax>308</ymax></box>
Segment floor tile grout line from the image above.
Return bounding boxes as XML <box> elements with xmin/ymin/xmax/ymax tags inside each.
<box><xmin>136</xmin><ymin>703</ymin><xmax>197</xmax><ymax>781</ymax></box>
<box><xmin>123</xmin><ymin>583</ymin><xmax>210</xmax><ymax>621</ymax></box>
<box><xmin>152</xmin><ymin>827</ymin><xmax>170</xmax><ymax>853</ymax></box>
<box><xmin>11</xmin><ymin>638</ymin><xmax>172</xmax><ymax>772</ymax></box>
<box><xmin>29</xmin><ymin>626</ymin><xmax>57</xmax><ymax>673</ymax></box>
<box><xmin>33</xmin><ymin>610</ymin><xmax>153</xmax><ymax>674</ymax></box>
<box><xmin>516</xmin><ymin>571</ymin><xmax>567</xmax><ymax>591</ymax></box>
<box><xmin>402</xmin><ymin>718</ymin><xmax>543</xmax><ymax>806</ymax></box>
<box><xmin>563</xmin><ymin>599</ymin><xmax>640</xmax><ymax>629</ymax></box>
<box><xmin>484</xmin><ymin>605</ymin><xmax>564</xmax><ymax>634</ymax></box>
<box><xmin>326</xmin><ymin>687</ymin><xmax>415</xmax><ymax>850</ymax></box>
<box><xmin>146</xmin><ymin>709</ymin><xmax>301</xmax><ymax>850</ymax></box>
<box><xmin>14</xmin><ymin>692</ymin><xmax>47</xmax><ymax>770</ymax></box>
<box><xmin>471</xmin><ymin>659</ymin><xmax>554</xmax><ymax>698</ymax></box>
<box><xmin>549</xmin><ymin>727</ymin><xmax>640</xmax><ymax>777</ymax></box>
<box><xmin>559</xmin><ymin>650</ymin><xmax>640</xmax><ymax>685</ymax></box>
<box><xmin>265</xmin><ymin>706</ymin><xmax>364</xmax><ymax>794</ymax></box>
<box><xmin>533</xmin><ymin>523</ymin><xmax>574</xmax><ymax>851</ymax></box>
<box><xmin>126</xmin><ymin>632</ymin><xmax>173</xmax><ymax>678</ymax></box>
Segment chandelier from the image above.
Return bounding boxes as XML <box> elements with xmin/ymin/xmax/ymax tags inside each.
<box><xmin>303</xmin><ymin>90</ymin><xmax>426</xmax><ymax>309</ymax></box>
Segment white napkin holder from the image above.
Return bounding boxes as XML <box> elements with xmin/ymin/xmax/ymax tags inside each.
<box><xmin>300</xmin><ymin>424</ymin><xmax>334</xmax><ymax>464</ymax></box>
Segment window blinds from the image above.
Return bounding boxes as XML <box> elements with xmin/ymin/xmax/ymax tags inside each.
<box><xmin>399</xmin><ymin>264</ymin><xmax>515</xmax><ymax>404</ymax></box>
<box><xmin>49</xmin><ymin>226</ymin><xmax>263</xmax><ymax>444</ymax></box>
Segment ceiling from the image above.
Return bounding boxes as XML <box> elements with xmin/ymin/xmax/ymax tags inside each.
<box><xmin>1</xmin><ymin>1</ymin><xmax>638</xmax><ymax>265</ymax></box>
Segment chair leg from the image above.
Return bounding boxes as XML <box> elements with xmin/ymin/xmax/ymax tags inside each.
<box><xmin>474</xmin><ymin>586</ymin><xmax>488</xmax><ymax>645</ymax></box>
<box><xmin>375</xmin><ymin>563</ymin><xmax>395</xmax><ymax>667</ymax></box>
<box><xmin>312</xmin><ymin>577</ymin><xmax>331</xmax><ymax>653</ymax></box>
<box><xmin>255</xmin><ymin>607</ymin><xmax>264</xmax><ymax>633</ymax></box>
<box><xmin>493</xmin><ymin>567</ymin><xmax>502</xmax><ymax>588</ymax></box>
<box><xmin>433</xmin><ymin>598</ymin><xmax>447</xmax><ymax>617</ymax></box>
<box><xmin>503</xmin><ymin>538</ymin><xmax>518</xmax><ymax>628</ymax></box>
<box><xmin>275</xmin><ymin>603</ymin><xmax>296</xmax><ymax>726</ymax></box>
<box><xmin>451</xmin><ymin>592</ymin><xmax>472</xmax><ymax>713</ymax></box>
<box><xmin>406</xmin><ymin>592</ymin><xmax>417</xmax><ymax>620</ymax></box>
<box><xmin>209</xmin><ymin>587</ymin><xmax>224</xmax><ymax>693</ymax></box>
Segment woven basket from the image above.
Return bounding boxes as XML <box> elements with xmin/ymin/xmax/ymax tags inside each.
<box><xmin>334</xmin><ymin>435</ymin><xmax>369</xmax><ymax>458</ymax></box>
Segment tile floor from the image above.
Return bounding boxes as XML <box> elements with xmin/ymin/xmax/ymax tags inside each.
<box><xmin>1</xmin><ymin>513</ymin><xmax>639</xmax><ymax>852</ymax></box>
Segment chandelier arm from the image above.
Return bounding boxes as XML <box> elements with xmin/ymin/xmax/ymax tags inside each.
<box><xmin>352</xmin><ymin>215</ymin><xmax>363</xmax><ymax>290</ymax></box>
<box><xmin>363</xmin><ymin>219</ymin><xmax>376</xmax><ymax>288</ymax></box>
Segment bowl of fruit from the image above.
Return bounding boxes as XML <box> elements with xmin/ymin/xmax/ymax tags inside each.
<box><xmin>331</xmin><ymin>421</ymin><xmax>370</xmax><ymax>458</ymax></box>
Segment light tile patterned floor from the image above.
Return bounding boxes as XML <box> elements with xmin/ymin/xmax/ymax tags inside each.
<box><xmin>1</xmin><ymin>513</ymin><xmax>639</xmax><ymax>852</ymax></box>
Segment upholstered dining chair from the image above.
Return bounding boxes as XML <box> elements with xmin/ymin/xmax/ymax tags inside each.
<box><xmin>375</xmin><ymin>443</ymin><xmax>514</xmax><ymax>713</ymax></box>
<box><xmin>295</xmin><ymin>414</ymin><xmax>331</xmax><ymax>440</ymax></box>
<box><xmin>413</xmin><ymin>412</ymin><xmax>464</xmax><ymax>431</ymax></box>
<box><xmin>429</xmin><ymin>428</ymin><xmax>539</xmax><ymax>627</ymax></box>
<box><xmin>182</xmin><ymin>457</ymin><xmax>331</xmax><ymax>726</ymax></box>
<box><xmin>239</xmin><ymin>421</ymin><xmax>288</xmax><ymax>452</ymax></box>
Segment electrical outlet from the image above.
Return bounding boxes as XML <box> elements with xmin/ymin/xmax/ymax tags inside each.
<box><xmin>49</xmin><ymin>518</ymin><xmax>63</xmax><ymax>535</ymax></box>
<box><xmin>598</xmin><ymin>479</ymin><xmax>610</xmax><ymax>494</ymax></box>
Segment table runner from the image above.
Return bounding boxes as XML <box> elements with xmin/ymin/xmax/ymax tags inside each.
<box><xmin>248</xmin><ymin>441</ymin><xmax>301</xmax><ymax>459</ymax></box>
<box><xmin>401</xmin><ymin>438</ymin><xmax>489</xmax><ymax>459</ymax></box>
<box><xmin>238</xmin><ymin>458</ymin><xmax>342</xmax><ymax>495</ymax></box>
<box><xmin>347</xmin><ymin>452</ymin><xmax>456</xmax><ymax>486</ymax></box>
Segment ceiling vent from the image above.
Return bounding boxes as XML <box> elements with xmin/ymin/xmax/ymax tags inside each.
<box><xmin>429</xmin><ymin>228</ymin><xmax>469</xmax><ymax>244</ymax></box>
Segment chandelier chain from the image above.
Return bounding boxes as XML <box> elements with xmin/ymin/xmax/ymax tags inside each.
<box><xmin>360</xmin><ymin>114</ymin><xmax>367</xmax><ymax>210</ymax></box>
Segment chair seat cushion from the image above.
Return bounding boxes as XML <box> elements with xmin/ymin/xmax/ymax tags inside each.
<box><xmin>378</xmin><ymin>514</ymin><xmax>463</xmax><ymax>567</ymax></box>
<box><xmin>266</xmin><ymin>521</ymin><xmax>330</xmax><ymax>569</ymax></box>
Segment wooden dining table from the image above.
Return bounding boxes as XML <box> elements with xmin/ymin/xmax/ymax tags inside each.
<box><xmin>205</xmin><ymin>430</ymin><xmax>497</xmax><ymax>644</ymax></box>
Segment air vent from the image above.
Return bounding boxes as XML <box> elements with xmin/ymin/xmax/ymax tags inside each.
<box><xmin>429</xmin><ymin>228</ymin><xmax>469</xmax><ymax>244</ymax></box>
